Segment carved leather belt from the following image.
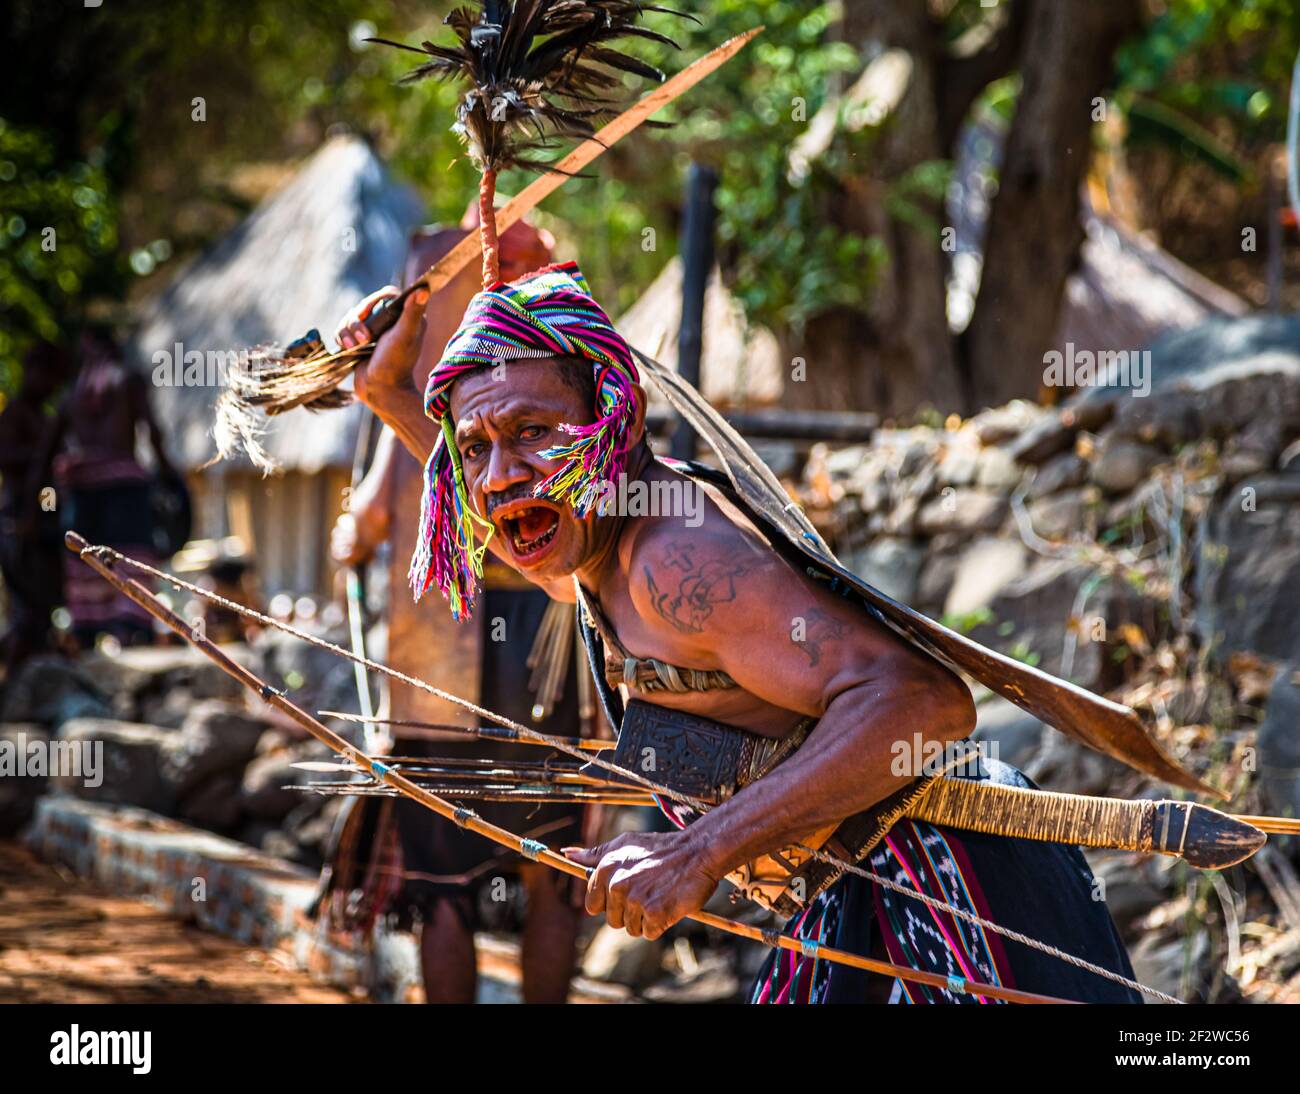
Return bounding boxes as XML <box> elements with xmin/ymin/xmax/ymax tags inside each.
<box><xmin>610</xmin><ymin>699</ymin><xmax>931</xmax><ymax>918</ymax></box>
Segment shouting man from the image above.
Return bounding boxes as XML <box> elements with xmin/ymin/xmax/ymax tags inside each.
<box><xmin>338</xmin><ymin>261</ymin><xmax>1143</xmax><ymax>1004</ymax></box>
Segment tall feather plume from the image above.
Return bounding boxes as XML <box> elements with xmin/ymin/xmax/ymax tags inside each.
<box><xmin>210</xmin><ymin>1</ymin><xmax>694</xmax><ymax>474</ymax></box>
<box><xmin>370</xmin><ymin>0</ymin><xmax>693</xmax><ymax>287</ymax></box>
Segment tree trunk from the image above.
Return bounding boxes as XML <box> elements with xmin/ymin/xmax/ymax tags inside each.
<box><xmin>782</xmin><ymin>0</ymin><xmax>960</xmax><ymax>417</ymax></box>
<box><xmin>963</xmin><ymin>0</ymin><xmax>1140</xmax><ymax>406</ymax></box>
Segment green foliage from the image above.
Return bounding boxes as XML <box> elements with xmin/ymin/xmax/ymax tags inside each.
<box><xmin>1115</xmin><ymin>0</ymin><xmax>1300</xmax><ymax>171</ymax></box>
<box><xmin>0</xmin><ymin>120</ymin><xmax>118</xmax><ymax>394</ymax></box>
<box><xmin>885</xmin><ymin>160</ymin><xmax>956</xmax><ymax>236</ymax></box>
<box><xmin>1006</xmin><ymin>640</ymin><xmax>1040</xmax><ymax>668</ymax></box>
<box><xmin>6</xmin><ymin>0</ymin><xmax>1298</xmax><ymax>396</ymax></box>
<box><xmin>940</xmin><ymin>606</ymin><xmax>994</xmax><ymax>635</ymax></box>
<box><xmin>347</xmin><ymin>1</ymin><xmax>879</xmax><ymax>321</ymax></box>
<box><xmin>654</xmin><ymin>2</ymin><xmax>878</xmax><ymax>329</ymax></box>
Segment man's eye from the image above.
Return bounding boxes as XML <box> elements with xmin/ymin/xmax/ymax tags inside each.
<box><xmin>520</xmin><ymin>425</ymin><xmax>547</xmax><ymax>442</ymax></box>
<box><xmin>464</xmin><ymin>442</ymin><xmax>486</xmax><ymax>460</ymax></box>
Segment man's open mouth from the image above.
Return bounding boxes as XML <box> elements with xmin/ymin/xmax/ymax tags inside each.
<box><xmin>494</xmin><ymin>501</ymin><xmax>561</xmax><ymax>561</ymax></box>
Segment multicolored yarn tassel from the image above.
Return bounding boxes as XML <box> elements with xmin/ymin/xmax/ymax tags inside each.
<box><xmin>533</xmin><ymin>364</ymin><xmax>638</xmax><ymax>516</ymax></box>
<box><xmin>409</xmin><ymin>418</ymin><xmax>493</xmax><ymax>621</ymax></box>
<box><xmin>409</xmin><ymin>261</ymin><xmax>639</xmax><ymax>619</ymax></box>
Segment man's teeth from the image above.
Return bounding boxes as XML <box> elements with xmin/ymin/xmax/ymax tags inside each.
<box><xmin>511</xmin><ymin>520</ymin><xmax>556</xmax><ymax>553</ymax></box>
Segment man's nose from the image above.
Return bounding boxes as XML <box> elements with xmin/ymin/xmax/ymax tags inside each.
<box><xmin>482</xmin><ymin>443</ymin><xmax>532</xmax><ymax>496</ymax></box>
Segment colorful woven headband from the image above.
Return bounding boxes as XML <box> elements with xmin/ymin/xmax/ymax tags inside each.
<box><xmin>409</xmin><ymin>260</ymin><xmax>639</xmax><ymax>619</ymax></box>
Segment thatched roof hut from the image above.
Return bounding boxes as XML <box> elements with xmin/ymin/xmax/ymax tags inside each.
<box><xmin>128</xmin><ymin>136</ymin><xmax>426</xmax><ymax>596</ymax></box>
<box><xmin>131</xmin><ymin>134</ymin><xmax>424</xmax><ymax>471</ymax></box>
<box><xmin>615</xmin><ymin>257</ymin><xmax>784</xmax><ymax>411</ymax></box>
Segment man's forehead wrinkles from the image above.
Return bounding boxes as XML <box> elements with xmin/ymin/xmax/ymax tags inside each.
<box><xmin>452</xmin><ymin>395</ymin><xmax>569</xmax><ymax>440</ymax></box>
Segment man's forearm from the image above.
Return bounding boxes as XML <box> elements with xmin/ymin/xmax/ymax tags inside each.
<box><xmin>682</xmin><ymin>682</ymin><xmax>968</xmax><ymax>878</ymax></box>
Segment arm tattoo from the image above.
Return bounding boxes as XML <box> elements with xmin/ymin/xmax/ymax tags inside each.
<box><xmin>643</xmin><ymin>543</ymin><xmax>755</xmax><ymax>634</ymax></box>
<box><xmin>793</xmin><ymin>608</ymin><xmax>849</xmax><ymax>667</ymax></box>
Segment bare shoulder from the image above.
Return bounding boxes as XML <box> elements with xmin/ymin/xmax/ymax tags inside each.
<box><xmin>622</xmin><ymin>474</ymin><xmax>788</xmax><ymax>641</ymax></box>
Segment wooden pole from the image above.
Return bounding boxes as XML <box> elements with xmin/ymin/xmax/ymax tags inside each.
<box><xmin>671</xmin><ymin>161</ymin><xmax>718</xmax><ymax>463</ymax></box>
<box><xmin>64</xmin><ymin>530</ymin><xmax>1073</xmax><ymax>1005</ymax></box>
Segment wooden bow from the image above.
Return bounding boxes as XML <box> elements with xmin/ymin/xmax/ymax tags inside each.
<box><xmin>67</xmin><ymin>530</ymin><xmax>1079</xmax><ymax>1005</ymax></box>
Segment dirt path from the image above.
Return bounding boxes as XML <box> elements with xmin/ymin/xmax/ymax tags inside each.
<box><xmin>0</xmin><ymin>840</ymin><xmax>355</xmax><ymax>1003</ymax></box>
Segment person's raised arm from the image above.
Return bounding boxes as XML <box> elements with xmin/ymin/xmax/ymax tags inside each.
<box><xmin>330</xmin><ymin>426</ymin><xmax>399</xmax><ymax>566</ymax></box>
<box><xmin>341</xmin><ymin>287</ymin><xmax>440</xmax><ymax>463</ymax></box>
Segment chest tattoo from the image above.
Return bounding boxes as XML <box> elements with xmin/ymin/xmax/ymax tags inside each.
<box><xmin>643</xmin><ymin>544</ymin><xmax>755</xmax><ymax>634</ymax></box>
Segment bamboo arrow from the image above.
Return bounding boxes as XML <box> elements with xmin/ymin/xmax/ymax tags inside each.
<box><xmin>66</xmin><ymin>530</ymin><xmax>1075</xmax><ymax>1005</ymax></box>
<box><xmin>319</xmin><ymin>710</ymin><xmax>612</xmax><ymax>751</ymax></box>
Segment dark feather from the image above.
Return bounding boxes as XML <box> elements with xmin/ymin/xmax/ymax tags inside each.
<box><xmin>371</xmin><ymin>1</ymin><xmax>689</xmax><ymax>176</ymax></box>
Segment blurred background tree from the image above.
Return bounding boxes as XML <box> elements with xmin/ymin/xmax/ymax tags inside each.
<box><xmin>2</xmin><ymin>0</ymin><xmax>1297</xmax><ymax>413</ymax></box>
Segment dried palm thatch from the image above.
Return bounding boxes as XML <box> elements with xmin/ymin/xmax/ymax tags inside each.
<box><xmin>213</xmin><ymin>0</ymin><xmax>691</xmax><ymax>472</ymax></box>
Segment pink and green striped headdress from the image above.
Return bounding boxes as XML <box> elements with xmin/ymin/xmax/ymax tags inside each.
<box><xmin>409</xmin><ymin>260</ymin><xmax>639</xmax><ymax>620</ymax></box>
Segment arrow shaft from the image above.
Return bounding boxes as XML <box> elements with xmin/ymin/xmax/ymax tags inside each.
<box><xmin>320</xmin><ymin>711</ymin><xmax>610</xmax><ymax>751</ymax></box>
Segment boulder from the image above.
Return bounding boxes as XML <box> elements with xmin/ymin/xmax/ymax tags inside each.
<box><xmin>1024</xmin><ymin>736</ymin><xmax>1136</xmax><ymax>797</ymax></box>
<box><xmin>842</xmin><ymin>538</ymin><xmax>926</xmax><ymax>603</ymax></box>
<box><xmin>1090</xmin><ymin>858</ymin><xmax>1167</xmax><ymax>931</ymax></box>
<box><xmin>239</xmin><ymin>742</ymin><xmax>331</xmax><ymax>821</ymax></box>
<box><xmin>1008</xmin><ymin>400</ymin><xmax>1114</xmax><ymax>465</ymax></box>
<box><xmin>160</xmin><ymin>700</ymin><xmax>271</xmax><ymax>800</ymax></box>
<box><xmin>1106</xmin><ymin>322</ymin><xmax>1300</xmax><ymax>449</ymax></box>
<box><xmin>916</xmin><ymin>489</ymin><xmax>1008</xmax><ymax>536</ymax></box>
<box><xmin>253</xmin><ymin>629</ymin><xmax>365</xmax><ymax>722</ymax></box>
<box><xmin>1092</xmin><ymin>435</ymin><xmax>1163</xmax><ymax>494</ymax></box>
<box><xmin>580</xmin><ymin>923</ymin><xmax>664</xmax><ymax>988</ymax></box>
<box><xmin>283</xmin><ymin>798</ymin><xmax>340</xmax><ymax>868</ymax></box>
<box><xmin>1195</xmin><ymin>475</ymin><xmax>1300</xmax><ymax>663</ymax></box>
<box><xmin>1126</xmin><ymin>930</ymin><xmax>1208</xmax><ymax>1003</ymax></box>
<box><xmin>0</xmin><ymin>723</ymin><xmax>50</xmax><ymax>835</ymax></box>
<box><xmin>967</xmin><ymin>560</ymin><xmax>1092</xmax><ymax>682</ymax></box>
<box><xmin>1027</xmin><ymin>486</ymin><xmax>1096</xmax><ymax>542</ymax></box>
<box><xmin>1007</xmin><ymin>414</ymin><xmax>1077</xmax><ymax>465</ymax></box>
<box><xmin>915</xmin><ymin>542</ymin><xmax>963</xmax><ymax>616</ymax></box>
<box><xmin>1218</xmin><ymin>441</ymin><xmax>1275</xmax><ymax>483</ymax></box>
<box><xmin>943</xmin><ymin>537</ymin><xmax>1028</xmax><ymax>618</ymax></box>
<box><xmin>79</xmin><ymin>645</ymin><xmax>248</xmax><ymax>721</ymax></box>
<box><xmin>1176</xmin><ymin>353</ymin><xmax>1300</xmax><ymax>439</ymax></box>
<box><xmin>871</xmin><ymin>428</ymin><xmax>940</xmax><ymax>479</ymax></box>
<box><xmin>974</xmin><ymin>445</ymin><xmax>1022</xmax><ymax>490</ymax></box>
<box><xmin>880</xmin><ymin>463</ymin><xmax>939</xmax><ymax>536</ymax></box>
<box><xmin>0</xmin><ymin>656</ymin><xmax>111</xmax><ymax>728</ymax></box>
<box><xmin>175</xmin><ymin>772</ymin><xmax>243</xmax><ymax>831</ymax></box>
<box><xmin>967</xmin><ymin>400</ymin><xmax>1047</xmax><ymax>446</ymax></box>
<box><xmin>51</xmin><ymin>718</ymin><xmax>174</xmax><ymax>813</ymax></box>
<box><xmin>968</xmin><ymin>560</ymin><xmax>1157</xmax><ymax>690</ymax></box>
<box><xmin>936</xmin><ymin>440</ymin><xmax>980</xmax><ymax>487</ymax></box>
<box><xmin>1107</xmin><ymin>391</ymin><xmax>1202</xmax><ymax>449</ymax></box>
<box><xmin>138</xmin><ymin>687</ymin><xmax>203</xmax><ymax>730</ymax></box>
<box><xmin>1028</xmin><ymin>451</ymin><xmax>1089</xmax><ymax>498</ymax></box>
